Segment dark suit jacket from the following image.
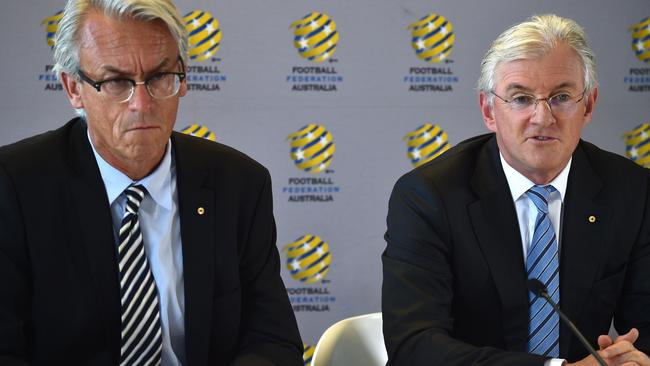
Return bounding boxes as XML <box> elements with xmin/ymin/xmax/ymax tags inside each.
<box><xmin>0</xmin><ymin>118</ymin><xmax>303</xmax><ymax>366</ymax></box>
<box><xmin>382</xmin><ymin>134</ymin><xmax>650</xmax><ymax>365</ymax></box>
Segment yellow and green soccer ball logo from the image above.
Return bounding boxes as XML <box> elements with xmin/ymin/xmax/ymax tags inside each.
<box><xmin>624</xmin><ymin>123</ymin><xmax>650</xmax><ymax>168</ymax></box>
<box><xmin>630</xmin><ymin>17</ymin><xmax>650</xmax><ymax>64</ymax></box>
<box><xmin>184</xmin><ymin>10</ymin><xmax>221</xmax><ymax>61</ymax></box>
<box><xmin>302</xmin><ymin>344</ymin><xmax>314</xmax><ymax>366</ymax></box>
<box><xmin>180</xmin><ymin>124</ymin><xmax>216</xmax><ymax>141</ymax></box>
<box><xmin>287</xmin><ymin>124</ymin><xmax>335</xmax><ymax>173</ymax></box>
<box><xmin>408</xmin><ymin>13</ymin><xmax>455</xmax><ymax>63</ymax></box>
<box><xmin>284</xmin><ymin>234</ymin><xmax>331</xmax><ymax>284</ymax></box>
<box><xmin>41</xmin><ymin>10</ymin><xmax>63</xmax><ymax>48</ymax></box>
<box><xmin>290</xmin><ymin>12</ymin><xmax>339</xmax><ymax>62</ymax></box>
<box><xmin>404</xmin><ymin>123</ymin><xmax>450</xmax><ymax>167</ymax></box>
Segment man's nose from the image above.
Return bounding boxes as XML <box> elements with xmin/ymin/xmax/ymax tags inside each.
<box><xmin>127</xmin><ymin>82</ymin><xmax>154</xmax><ymax>112</ymax></box>
<box><xmin>529</xmin><ymin>98</ymin><xmax>556</xmax><ymax>126</ymax></box>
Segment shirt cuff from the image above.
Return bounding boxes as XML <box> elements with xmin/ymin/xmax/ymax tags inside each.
<box><xmin>545</xmin><ymin>358</ymin><xmax>567</xmax><ymax>366</ymax></box>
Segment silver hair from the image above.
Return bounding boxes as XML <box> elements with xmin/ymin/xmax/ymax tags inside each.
<box><xmin>478</xmin><ymin>14</ymin><xmax>597</xmax><ymax>106</ymax></box>
<box><xmin>53</xmin><ymin>0</ymin><xmax>188</xmax><ymax>117</ymax></box>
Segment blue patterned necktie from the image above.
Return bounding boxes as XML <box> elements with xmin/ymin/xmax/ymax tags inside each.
<box><xmin>526</xmin><ymin>185</ymin><xmax>560</xmax><ymax>357</ymax></box>
<box><xmin>118</xmin><ymin>185</ymin><xmax>162</xmax><ymax>366</ymax></box>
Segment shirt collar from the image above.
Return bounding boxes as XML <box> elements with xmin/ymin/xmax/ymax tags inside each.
<box><xmin>87</xmin><ymin>131</ymin><xmax>173</xmax><ymax>210</ymax></box>
<box><xmin>500</xmin><ymin>153</ymin><xmax>571</xmax><ymax>203</ymax></box>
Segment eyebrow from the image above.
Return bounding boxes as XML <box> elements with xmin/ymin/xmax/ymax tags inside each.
<box><xmin>99</xmin><ymin>57</ymin><xmax>172</xmax><ymax>77</ymax></box>
<box><xmin>504</xmin><ymin>82</ymin><xmax>580</xmax><ymax>94</ymax></box>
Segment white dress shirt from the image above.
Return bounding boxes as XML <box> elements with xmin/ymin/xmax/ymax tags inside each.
<box><xmin>500</xmin><ymin>153</ymin><xmax>571</xmax><ymax>366</ymax></box>
<box><xmin>88</xmin><ymin>134</ymin><xmax>186</xmax><ymax>365</ymax></box>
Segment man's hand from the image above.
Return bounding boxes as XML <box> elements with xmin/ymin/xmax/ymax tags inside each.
<box><xmin>566</xmin><ymin>328</ymin><xmax>650</xmax><ymax>366</ymax></box>
<box><xmin>599</xmin><ymin>328</ymin><xmax>650</xmax><ymax>366</ymax></box>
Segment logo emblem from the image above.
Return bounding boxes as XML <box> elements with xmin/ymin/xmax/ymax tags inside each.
<box><xmin>284</xmin><ymin>234</ymin><xmax>331</xmax><ymax>284</ymax></box>
<box><xmin>41</xmin><ymin>10</ymin><xmax>63</xmax><ymax>48</ymax></box>
<box><xmin>407</xmin><ymin>13</ymin><xmax>455</xmax><ymax>63</ymax></box>
<box><xmin>184</xmin><ymin>10</ymin><xmax>221</xmax><ymax>61</ymax></box>
<box><xmin>287</xmin><ymin>124</ymin><xmax>335</xmax><ymax>173</ymax></box>
<box><xmin>180</xmin><ymin>124</ymin><xmax>216</xmax><ymax>141</ymax></box>
<box><xmin>630</xmin><ymin>17</ymin><xmax>650</xmax><ymax>64</ymax></box>
<box><xmin>624</xmin><ymin>123</ymin><xmax>650</xmax><ymax>168</ymax></box>
<box><xmin>290</xmin><ymin>12</ymin><xmax>339</xmax><ymax>62</ymax></box>
<box><xmin>404</xmin><ymin>123</ymin><xmax>450</xmax><ymax>167</ymax></box>
<box><xmin>302</xmin><ymin>344</ymin><xmax>315</xmax><ymax>366</ymax></box>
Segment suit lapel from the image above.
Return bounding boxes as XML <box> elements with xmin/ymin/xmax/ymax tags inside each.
<box><xmin>467</xmin><ymin>139</ymin><xmax>610</xmax><ymax>355</ymax></box>
<box><xmin>173</xmin><ymin>134</ymin><xmax>216</xmax><ymax>366</ymax></box>
<box><xmin>559</xmin><ymin>143</ymin><xmax>609</xmax><ymax>355</ymax></box>
<box><xmin>468</xmin><ymin>137</ymin><xmax>530</xmax><ymax>351</ymax></box>
<box><xmin>66</xmin><ymin>119</ymin><xmax>121</xmax><ymax>360</ymax></box>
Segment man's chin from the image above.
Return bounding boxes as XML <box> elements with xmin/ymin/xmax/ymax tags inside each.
<box><xmin>120</xmin><ymin>141</ymin><xmax>167</xmax><ymax>160</ymax></box>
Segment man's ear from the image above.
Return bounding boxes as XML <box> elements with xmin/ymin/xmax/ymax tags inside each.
<box><xmin>178</xmin><ymin>61</ymin><xmax>188</xmax><ymax>97</ymax></box>
<box><xmin>178</xmin><ymin>76</ymin><xmax>187</xmax><ymax>98</ymax></box>
<box><xmin>60</xmin><ymin>71</ymin><xmax>84</xmax><ymax>109</ymax></box>
<box><xmin>480</xmin><ymin>91</ymin><xmax>497</xmax><ymax>132</ymax></box>
<box><xmin>581</xmin><ymin>86</ymin><xmax>598</xmax><ymax>128</ymax></box>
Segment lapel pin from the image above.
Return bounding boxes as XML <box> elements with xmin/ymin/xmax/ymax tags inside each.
<box><xmin>588</xmin><ymin>215</ymin><xmax>596</xmax><ymax>223</ymax></box>
<box><xmin>197</xmin><ymin>207</ymin><xmax>205</xmax><ymax>215</ymax></box>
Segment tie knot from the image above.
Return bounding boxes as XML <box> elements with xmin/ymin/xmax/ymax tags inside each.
<box><xmin>526</xmin><ymin>185</ymin><xmax>556</xmax><ymax>214</ymax></box>
<box><xmin>124</xmin><ymin>184</ymin><xmax>147</xmax><ymax>214</ymax></box>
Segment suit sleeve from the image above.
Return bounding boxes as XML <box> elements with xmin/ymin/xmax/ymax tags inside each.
<box><xmin>229</xmin><ymin>169</ymin><xmax>303</xmax><ymax>366</ymax></box>
<box><xmin>0</xmin><ymin>164</ymin><xmax>32</xmax><ymax>365</ymax></box>
<box><xmin>613</xmin><ymin>170</ymin><xmax>650</xmax><ymax>354</ymax></box>
<box><xmin>382</xmin><ymin>172</ymin><xmax>546</xmax><ymax>366</ymax></box>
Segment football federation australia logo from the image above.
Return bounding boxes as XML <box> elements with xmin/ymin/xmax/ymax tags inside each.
<box><xmin>180</xmin><ymin>124</ymin><xmax>216</xmax><ymax>141</ymax></box>
<box><xmin>302</xmin><ymin>344</ymin><xmax>315</xmax><ymax>366</ymax></box>
<box><xmin>624</xmin><ymin>123</ymin><xmax>650</xmax><ymax>168</ymax></box>
<box><xmin>407</xmin><ymin>13</ymin><xmax>455</xmax><ymax>63</ymax></box>
<box><xmin>404</xmin><ymin>123</ymin><xmax>450</xmax><ymax>167</ymax></box>
<box><xmin>284</xmin><ymin>234</ymin><xmax>331</xmax><ymax>284</ymax></box>
<box><xmin>630</xmin><ymin>17</ymin><xmax>650</xmax><ymax>64</ymax></box>
<box><xmin>184</xmin><ymin>10</ymin><xmax>221</xmax><ymax>61</ymax></box>
<box><xmin>290</xmin><ymin>12</ymin><xmax>339</xmax><ymax>62</ymax></box>
<box><xmin>41</xmin><ymin>10</ymin><xmax>63</xmax><ymax>48</ymax></box>
<box><xmin>287</xmin><ymin>124</ymin><xmax>335</xmax><ymax>173</ymax></box>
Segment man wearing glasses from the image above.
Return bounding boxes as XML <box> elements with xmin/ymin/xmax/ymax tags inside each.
<box><xmin>0</xmin><ymin>1</ymin><xmax>302</xmax><ymax>365</ymax></box>
<box><xmin>383</xmin><ymin>14</ymin><xmax>650</xmax><ymax>366</ymax></box>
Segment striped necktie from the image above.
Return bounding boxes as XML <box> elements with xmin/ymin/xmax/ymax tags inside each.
<box><xmin>118</xmin><ymin>184</ymin><xmax>162</xmax><ymax>366</ymax></box>
<box><xmin>526</xmin><ymin>185</ymin><xmax>560</xmax><ymax>357</ymax></box>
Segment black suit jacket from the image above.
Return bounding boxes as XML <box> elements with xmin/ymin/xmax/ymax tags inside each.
<box><xmin>0</xmin><ymin>118</ymin><xmax>303</xmax><ymax>365</ymax></box>
<box><xmin>382</xmin><ymin>134</ymin><xmax>650</xmax><ymax>365</ymax></box>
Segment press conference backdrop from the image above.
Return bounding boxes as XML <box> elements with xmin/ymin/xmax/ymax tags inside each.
<box><xmin>1</xmin><ymin>0</ymin><xmax>649</xmax><ymax>363</ymax></box>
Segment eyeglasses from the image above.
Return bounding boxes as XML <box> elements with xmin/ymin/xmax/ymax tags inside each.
<box><xmin>77</xmin><ymin>57</ymin><xmax>186</xmax><ymax>103</ymax></box>
<box><xmin>490</xmin><ymin>89</ymin><xmax>586</xmax><ymax>117</ymax></box>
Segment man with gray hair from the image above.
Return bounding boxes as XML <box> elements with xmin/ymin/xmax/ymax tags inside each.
<box><xmin>383</xmin><ymin>14</ymin><xmax>650</xmax><ymax>366</ymax></box>
<box><xmin>0</xmin><ymin>0</ymin><xmax>302</xmax><ymax>365</ymax></box>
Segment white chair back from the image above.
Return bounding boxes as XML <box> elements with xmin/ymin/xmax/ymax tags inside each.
<box><xmin>311</xmin><ymin>312</ymin><xmax>387</xmax><ymax>366</ymax></box>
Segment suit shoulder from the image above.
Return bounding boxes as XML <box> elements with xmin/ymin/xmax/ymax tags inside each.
<box><xmin>172</xmin><ymin>132</ymin><xmax>270</xmax><ymax>181</ymax></box>
<box><xmin>397</xmin><ymin>133</ymin><xmax>493</xmax><ymax>189</ymax></box>
<box><xmin>0</xmin><ymin>119</ymin><xmax>78</xmax><ymax>176</ymax></box>
<box><xmin>579</xmin><ymin>140</ymin><xmax>649</xmax><ymax>181</ymax></box>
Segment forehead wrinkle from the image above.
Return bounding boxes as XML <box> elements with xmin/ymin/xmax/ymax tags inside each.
<box><xmin>504</xmin><ymin>83</ymin><xmax>532</xmax><ymax>93</ymax></box>
<box><xmin>495</xmin><ymin>45</ymin><xmax>584</xmax><ymax>93</ymax></box>
<box><xmin>504</xmin><ymin>81</ymin><xmax>580</xmax><ymax>95</ymax></box>
<box><xmin>77</xmin><ymin>14</ymin><xmax>176</xmax><ymax>77</ymax></box>
<box><xmin>96</xmin><ymin>57</ymin><xmax>172</xmax><ymax>77</ymax></box>
<box><xmin>78</xmin><ymin>14</ymin><xmax>168</xmax><ymax>51</ymax></box>
<box><xmin>79</xmin><ymin>29</ymin><xmax>168</xmax><ymax>57</ymax></box>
